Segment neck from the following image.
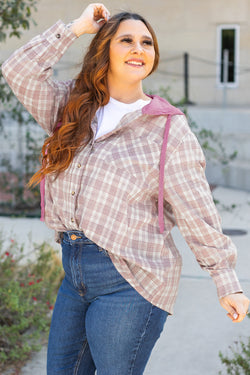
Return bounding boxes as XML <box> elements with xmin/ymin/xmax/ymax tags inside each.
<box><xmin>108</xmin><ymin>79</ymin><xmax>148</xmax><ymax>104</ymax></box>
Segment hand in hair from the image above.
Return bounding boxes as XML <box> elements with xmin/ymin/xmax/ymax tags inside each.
<box><xmin>70</xmin><ymin>3</ymin><xmax>110</xmax><ymax>37</ymax></box>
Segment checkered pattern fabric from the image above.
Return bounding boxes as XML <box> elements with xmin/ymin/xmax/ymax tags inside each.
<box><xmin>2</xmin><ymin>21</ymin><xmax>242</xmax><ymax>313</ymax></box>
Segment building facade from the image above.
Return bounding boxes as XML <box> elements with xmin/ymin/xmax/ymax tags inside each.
<box><xmin>1</xmin><ymin>0</ymin><xmax>250</xmax><ymax>190</ymax></box>
<box><xmin>1</xmin><ymin>0</ymin><xmax>250</xmax><ymax>107</ymax></box>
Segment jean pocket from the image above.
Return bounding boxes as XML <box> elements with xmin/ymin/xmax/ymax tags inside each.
<box><xmin>98</xmin><ymin>246</ymin><xmax>110</xmax><ymax>258</ymax></box>
<box><xmin>61</xmin><ymin>243</ymin><xmax>72</xmax><ymax>275</ymax></box>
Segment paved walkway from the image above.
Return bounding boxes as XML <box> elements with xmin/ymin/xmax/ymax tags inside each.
<box><xmin>1</xmin><ymin>186</ymin><xmax>250</xmax><ymax>375</ymax></box>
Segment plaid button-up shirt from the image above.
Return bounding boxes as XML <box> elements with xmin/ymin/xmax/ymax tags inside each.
<box><xmin>2</xmin><ymin>21</ymin><xmax>242</xmax><ymax>314</ymax></box>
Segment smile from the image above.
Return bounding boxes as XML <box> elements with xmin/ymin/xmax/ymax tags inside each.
<box><xmin>125</xmin><ymin>60</ymin><xmax>144</xmax><ymax>66</ymax></box>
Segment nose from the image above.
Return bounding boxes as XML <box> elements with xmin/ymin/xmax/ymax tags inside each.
<box><xmin>131</xmin><ymin>42</ymin><xmax>143</xmax><ymax>54</ymax></box>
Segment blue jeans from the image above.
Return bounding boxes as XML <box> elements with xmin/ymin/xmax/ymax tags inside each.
<box><xmin>47</xmin><ymin>231</ymin><xmax>168</xmax><ymax>375</ymax></box>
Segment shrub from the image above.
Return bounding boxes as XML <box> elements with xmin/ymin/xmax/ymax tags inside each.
<box><xmin>219</xmin><ymin>314</ymin><xmax>250</xmax><ymax>374</ymax></box>
<box><xmin>0</xmin><ymin>234</ymin><xmax>63</xmax><ymax>372</ymax></box>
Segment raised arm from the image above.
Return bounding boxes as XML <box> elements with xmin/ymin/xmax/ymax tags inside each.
<box><xmin>1</xmin><ymin>21</ymin><xmax>76</xmax><ymax>135</ymax></box>
<box><xmin>1</xmin><ymin>3</ymin><xmax>110</xmax><ymax>135</ymax></box>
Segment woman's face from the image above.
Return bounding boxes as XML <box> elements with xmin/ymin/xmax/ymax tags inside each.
<box><xmin>108</xmin><ymin>19</ymin><xmax>156</xmax><ymax>88</ymax></box>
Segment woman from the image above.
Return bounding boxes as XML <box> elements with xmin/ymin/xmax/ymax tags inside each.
<box><xmin>2</xmin><ymin>3</ymin><xmax>249</xmax><ymax>375</ymax></box>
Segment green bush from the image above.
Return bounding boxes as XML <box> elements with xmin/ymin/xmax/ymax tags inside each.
<box><xmin>0</xmin><ymin>233</ymin><xmax>63</xmax><ymax>372</ymax></box>
<box><xmin>219</xmin><ymin>314</ymin><xmax>250</xmax><ymax>374</ymax></box>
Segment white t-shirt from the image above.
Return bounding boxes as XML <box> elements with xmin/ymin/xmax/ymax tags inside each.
<box><xmin>95</xmin><ymin>97</ymin><xmax>151</xmax><ymax>139</ymax></box>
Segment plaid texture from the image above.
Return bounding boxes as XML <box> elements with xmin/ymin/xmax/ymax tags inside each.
<box><xmin>2</xmin><ymin>21</ymin><xmax>242</xmax><ymax>314</ymax></box>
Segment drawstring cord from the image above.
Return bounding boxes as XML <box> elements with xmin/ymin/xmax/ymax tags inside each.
<box><xmin>158</xmin><ymin>115</ymin><xmax>172</xmax><ymax>234</ymax></box>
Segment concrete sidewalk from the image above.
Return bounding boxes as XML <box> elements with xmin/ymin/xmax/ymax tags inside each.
<box><xmin>1</xmin><ymin>186</ymin><xmax>250</xmax><ymax>375</ymax></box>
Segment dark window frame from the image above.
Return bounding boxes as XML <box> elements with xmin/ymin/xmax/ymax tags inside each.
<box><xmin>217</xmin><ymin>25</ymin><xmax>239</xmax><ymax>88</ymax></box>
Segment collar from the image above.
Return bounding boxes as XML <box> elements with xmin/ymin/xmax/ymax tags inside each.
<box><xmin>142</xmin><ymin>95</ymin><xmax>184</xmax><ymax>117</ymax></box>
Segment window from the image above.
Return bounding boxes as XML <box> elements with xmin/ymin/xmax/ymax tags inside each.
<box><xmin>217</xmin><ymin>25</ymin><xmax>239</xmax><ymax>87</ymax></box>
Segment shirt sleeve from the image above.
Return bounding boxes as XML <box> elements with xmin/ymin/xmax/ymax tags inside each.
<box><xmin>1</xmin><ymin>20</ymin><xmax>77</xmax><ymax>135</ymax></box>
<box><xmin>164</xmin><ymin>122</ymin><xmax>243</xmax><ymax>299</ymax></box>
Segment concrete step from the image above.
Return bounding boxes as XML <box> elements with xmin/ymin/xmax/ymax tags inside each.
<box><xmin>206</xmin><ymin>159</ymin><xmax>250</xmax><ymax>191</ymax></box>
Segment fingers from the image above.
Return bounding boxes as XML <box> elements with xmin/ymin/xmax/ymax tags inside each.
<box><xmin>227</xmin><ymin>313</ymin><xmax>236</xmax><ymax>322</ymax></box>
<box><xmin>232</xmin><ymin>312</ymin><xmax>248</xmax><ymax>323</ymax></box>
<box><xmin>227</xmin><ymin>311</ymin><xmax>247</xmax><ymax>323</ymax></box>
<box><xmin>221</xmin><ymin>300</ymin><xmax>238</xmax><ymax>321</ymax></box>
<box><xmin>92</xmin><ymin>3</ymin><xmax>110</xmax><ymax>22</ymax></box>
<box><xmin>220</xmin><ymin>293</ymin><xmax>250</xmax><ymax>323</ymax></box>
<box><xmin>71</xmin><ymin>3</ymin><xmax>111</xmax><ymax>36</ymax></box>
<box><xmin>233</xmin><ymin>299</ymin><xmax>250</xmax><ymax>323</ymax></box>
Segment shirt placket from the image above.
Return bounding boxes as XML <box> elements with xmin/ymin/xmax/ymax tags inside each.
<box><xmin>65</xmin><ymin>112</ymin><xmax>143</xmax><ymax>229</ymax></box>
<box><xmin>67</xmin><ymin>119</ymin><xmax>99</xmax><ymax>228</ymax></box>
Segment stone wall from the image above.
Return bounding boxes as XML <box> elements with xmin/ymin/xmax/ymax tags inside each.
<box><xmin>188</xmin><ymin>106</ymin><xmax>250</xmax><ymax>191</ymax></box>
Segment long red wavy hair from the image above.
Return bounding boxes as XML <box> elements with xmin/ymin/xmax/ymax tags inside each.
<box><xmin>28</xmin><ymin>12</ymin><xmax>160</xmax><ymax>187</ymax></box>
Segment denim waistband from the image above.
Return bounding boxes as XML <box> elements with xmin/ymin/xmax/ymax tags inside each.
<box><xmin>62</xmin><ymin>230</ymin><xmax>94</xmax><ymax>244</ymax></box>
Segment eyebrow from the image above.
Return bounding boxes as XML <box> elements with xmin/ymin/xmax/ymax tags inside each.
<box><xmin>115</xmin><ymin>34</ymin><xmax>153</xmax><ymax>40</ymax></box>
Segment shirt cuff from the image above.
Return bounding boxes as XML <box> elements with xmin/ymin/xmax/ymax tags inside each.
<box><xmin>211</xmin><ymin>268</ymin><xmax>243</xmax><ymax>299</ymax></box>
<box><xmin>41</xmin><ymin>19</ymin><xmax>77</xmax><ymax>49</ymax></box>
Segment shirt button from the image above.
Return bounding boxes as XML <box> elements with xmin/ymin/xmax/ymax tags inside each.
<box><xmin>71</xmin><ymin>191</ymin><xmax>75</xmax><ymax>196</ymax></box>
<box><xmin>71</xmin><ymin>218</ymin><xmax>75</xmax><ymax>223</ymax></box>
<box><xmin>56</xmin><ymin>33</ymin><xmax>61</xmax><ymax>39</ymax></box>
<box><xmin>77</xmin><ymin>163</ymin><xmax>81</xmax><ymax>168</ymax></box>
